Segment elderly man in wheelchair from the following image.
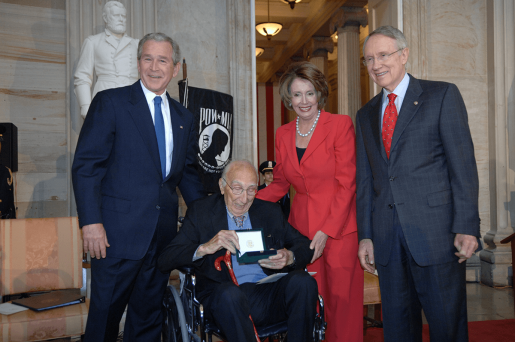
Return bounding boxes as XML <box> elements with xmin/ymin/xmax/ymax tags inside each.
<box><xmin>158</xmin><ymin>160</ymin><xmax>324</xmax><ymax>342</ymax></box>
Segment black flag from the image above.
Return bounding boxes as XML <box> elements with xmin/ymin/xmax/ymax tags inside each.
<box><xmin>179</xmin><ymin>79</ymin><xmax>233</xmax><ymax>193</ymax></box>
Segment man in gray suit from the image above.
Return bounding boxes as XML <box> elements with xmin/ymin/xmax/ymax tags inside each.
<box><xmin>356</xmin><ymin>26</ymin><xmax>481</xmax><ymax>342</ymax></box>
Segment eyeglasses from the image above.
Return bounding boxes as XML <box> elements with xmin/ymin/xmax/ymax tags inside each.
<box><xmin>223</xmin><ymin>178</ymin><xmax>258</xmax><ymax>196</ymax></box>
<box><xmin>363</xmin><ymin>48</ymin><xmax>404</xmax><ymax>66</ymax></box>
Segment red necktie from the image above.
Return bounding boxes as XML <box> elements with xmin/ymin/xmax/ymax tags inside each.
<box><xmin>382</xmin><ymin>93</ymin><xmax>398</xmax><ymax>159</ymax></box>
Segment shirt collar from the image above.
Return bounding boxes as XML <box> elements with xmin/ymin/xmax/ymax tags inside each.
<box><xmin>140</xmin><ymin>80</ymin><xmax>168</xmax><ymax>103</ymax></box>
<box><xmin>226</xmin><ymin>207</ymin><xmax>249</xmax><ymax>221</ymax></box>
<box><xmin>382</xmin><ymin>72</ymin><xmax>410</xmax><ymax>101</ymax></box>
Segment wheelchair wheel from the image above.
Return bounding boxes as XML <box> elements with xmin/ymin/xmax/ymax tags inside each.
<box><xmin>162</xmin><ymin>285</ymin><xmax>189</xmax><ymax>342</ymax></box>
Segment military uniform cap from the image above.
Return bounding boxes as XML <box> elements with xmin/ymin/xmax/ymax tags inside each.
<box><xmin>259</xmin><ymin>160</ymin><xmax>276</xmax><ymax>174</ymax></box>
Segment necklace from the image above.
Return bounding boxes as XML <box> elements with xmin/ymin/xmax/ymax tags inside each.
<box><xmin>296</xmin><ymin>110</ymin><xmax>320</xmax><ymax>137</ymax></box>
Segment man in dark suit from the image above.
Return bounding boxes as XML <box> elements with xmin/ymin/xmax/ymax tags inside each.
<box><xmin>72</xmin><ymin>32</ymin><xmax>205</xmax><ymax>341</ymax></box>
<box><xmin>258</xmin><ymin>160</ymin><xmax>290</xmax><ymax>218</ymax></box>
<box><xmin>356</xmin><ymin>26</ymin><xmax>481</xmax><ymax>342</ymax></box>
<box><xmin>158</xmin><ymin>160</ymin><xmax>317</xmax><ymax>342</ymax></box>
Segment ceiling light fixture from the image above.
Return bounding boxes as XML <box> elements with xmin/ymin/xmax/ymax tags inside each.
<box><xmin>280</xmin><ymin>0</ymin><xmax>302</xmax><ymax>10</ymax></box>
<box><xmin>256</xmin><ymin>0</ymin><xmax>282</xmax><ymax>40</ymax></box>
<box><xmin>256</xmin><ymin>47</ymin><xmax>265</xmax><ymax>57</ymax></box>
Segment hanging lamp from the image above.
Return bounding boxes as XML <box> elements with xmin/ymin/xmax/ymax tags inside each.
<box><xmin>280</xmin><ymin>0</ymin><xmax>302</xmax><ymax>10</ymax></box>
<box><xmin>256</xmin><ymin>0</ymin><xmax>282</xmax><ymax>40</ymax></box>
<box><xmin>255</xmin><ymin>47</ymin><xmax>265</xmax><ymax>57</ymax></box>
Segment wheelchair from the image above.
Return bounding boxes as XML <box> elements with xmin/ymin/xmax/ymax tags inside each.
<box><xmin>162</xmin><ymin>266</ymin><xmax>327</xmax><ymax>342</ymax></box>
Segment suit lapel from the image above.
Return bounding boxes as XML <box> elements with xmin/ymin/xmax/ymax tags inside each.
<box><xmin>116</xmin><ymin>35</ymin><xmax>132</xmax><ymax>54</ymax></box>
<box><xmin>365</xmin><ymin>93</ymin><xmax>387</xmax><ymax>163</ymax></box>
<box><xmin>300</xmin><ymin>110</ymin><xmax>331</xmax><ymax>166</ymax></box>
<box><xmin>283</xmin><ymin>123</ymin><xmax>302</xmax><ymax>174</ymax></box>
<box><xmin>128</xmin><ymin>82</ymin><xmax>162</xmax><ymax>176</ymax></box>
<box><xmin>211</xmin><ymin>196</ymin><xmax>229</xmax><ymax>234</ymax></box>
<box><xmin>166</xmin><ymin>96</ymin><xmax>187</xmax><ymax>181</ymax></box>
<box><xmin>390</xmin><ymin>75</ymin><xmax>423</xmax><ymax>157</ymax></box>
<box><xmin>248</xmin><ymin>201</ymin><xmax>264</xmax><ymax>229</ymax></box>
<box><xmin>104</xmin><ymin>31</ymin><xmax>119</xmax><ymax>50</ymax></box>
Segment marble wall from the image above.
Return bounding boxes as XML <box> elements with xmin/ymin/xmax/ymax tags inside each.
<box><xmin>422</xmin><ymin>0</ymin><xmax>490</xmax><ymax>238</ymax></box>
<box><xmin>402</xmin><ymin>0</ymin><xmax>491</xmax><ymax>282</ymax></box>
<box><xmin>0</xmin><ymin>1</ymin><xmax>68</xmax><ymax>218</ymax></box>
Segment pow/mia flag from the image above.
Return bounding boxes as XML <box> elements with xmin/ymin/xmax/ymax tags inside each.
<box><xmin>179</xmin><ymin>79</ymin><xmax>233</xmax><ymax>193</ymax></box>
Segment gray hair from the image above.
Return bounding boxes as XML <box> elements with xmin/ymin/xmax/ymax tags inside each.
<box><xmin>363</xmin><ymin>25</ymin><xmax>408</xmax><ymax>56</ymax></box>
<box><xmin>220</xmin><ymin>160</ymin><xmax>259</xmax><ymax>186</ymax></box>
<box><xmin>103</xmin><ymin>1</ymin><xmax>125</xmax><ymax>21</ymax></box>
<box><xmin>137</xmin><ymin>32</ymin><xmax>181</xmax><ymax>66</ymax></box>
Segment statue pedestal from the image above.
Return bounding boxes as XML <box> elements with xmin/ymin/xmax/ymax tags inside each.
<box><xmin>480</xmin><ymin>244</ymin><xmax>513</xmax><ymax>287</ymax></box>
<box><xmin>466</xmin><ymin>254</ymin><xmax>481</xmax><ymax>283</ymax></box>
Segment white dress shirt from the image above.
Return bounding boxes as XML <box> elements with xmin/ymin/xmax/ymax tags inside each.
<box><xmin>140</xmin><ymin>81</ymin><xmax>173</xmax><ymax>177</ymax></box>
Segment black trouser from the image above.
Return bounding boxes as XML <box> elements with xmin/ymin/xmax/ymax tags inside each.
<box><xmin>204</xmin><ymin>270</ymin><xmax>318</xmax><ymax>342</ymax></box>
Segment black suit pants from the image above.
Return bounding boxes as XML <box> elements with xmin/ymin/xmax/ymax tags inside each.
<box><xmin>204</xmin><ymin>270</ymin><xmax>318</xmax><ymax>342</ymax></box>
<box><xmin>84</xmin><ymin>230</ymin><xmax>170</xmax><ymax>342</ymax></box>
<box><xmin>376</xmin><ymin>209</ymin><xmax>468</xmax><ymax>342</ymax></box>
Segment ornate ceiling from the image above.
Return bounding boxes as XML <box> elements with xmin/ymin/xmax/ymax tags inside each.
<box><xmin>255</xmin><ymin>0</ymin><xmax>368</xmax><ymax>83</ymax></box>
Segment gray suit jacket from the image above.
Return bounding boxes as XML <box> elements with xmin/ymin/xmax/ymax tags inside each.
<box><xmin>356</xmin><ymin>74</ymin><xmax>481</xmax><ymax>267</ymax></box>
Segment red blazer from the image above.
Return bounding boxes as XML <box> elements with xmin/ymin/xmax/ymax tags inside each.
<box><xmin>257</xmin><ymin>110</ymin><xmax>357</xmax><ymax>240</ymax></box>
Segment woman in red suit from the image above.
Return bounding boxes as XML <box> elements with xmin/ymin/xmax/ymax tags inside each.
<box><xmin>256</xmin><ymin>61</ymin><xmax>363</xmax><ymax>341</ymax></box>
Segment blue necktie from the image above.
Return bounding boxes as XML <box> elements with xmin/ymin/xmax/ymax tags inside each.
<box><xmin>233</xmin><ymin>216</ymin><xmax>245</xmax><ymax>229</ymax></box>
<box><xmin>154</xmin><ymin>96</ymin><xmax>166</xmax><ymax>179</ymax></box>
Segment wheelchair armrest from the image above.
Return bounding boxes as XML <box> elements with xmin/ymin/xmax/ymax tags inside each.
<box><xmin>178</xmin><ymin>266</ymin><xmax>195</xmax><ymax>275</ymax></box>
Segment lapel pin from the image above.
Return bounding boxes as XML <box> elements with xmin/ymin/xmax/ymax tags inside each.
<box><xmin>414</xmin><ymin>101</ymin><xmax>418</xmax><ymax>105</ymax></box>
<box><xmin>180</xmin><ymin>126</ymin><xmax>183</xmax><ymax>129</ymax></box>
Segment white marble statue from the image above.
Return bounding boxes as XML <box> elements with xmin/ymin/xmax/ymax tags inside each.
<box><xmin>74</xmin><ymin>1</ymin><xmax>139</xmax><ymax>118</ymax></box>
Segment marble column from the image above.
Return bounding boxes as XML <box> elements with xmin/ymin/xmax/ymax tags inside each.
<box><xmin>481</xmin><ymin>0</ymin><xmax>515</xmax><ymax>287</ymax></box>
<box><xmin>226</xmin><ymin>0</ymin><xmax>255</xmax><ymax>164</ymax></box>
<box><xmin>401</xmin><ymin>0</ymin><xmax>428</xmax><ymax>80</ymax></box>
<box><xmin>303</xmin><ymin>37</ymin><xmax>334</xmax><ymax>77</ymax></box>
<box><xmin>330</xmin><ymin>7</ymin><xmax>367</xmax><ymax>121</ymax></box>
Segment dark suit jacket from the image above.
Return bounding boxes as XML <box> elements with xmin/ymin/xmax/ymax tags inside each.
<box><xmin>157</xmin><ymin>193</ymin><xmax>314</xmax><ymax>302</ymax></box>
<box><xmin>356</xmin><ymin>74</ymin><xmax>481</xmax><ymax>267</ymax></box>
<box><xmin>258</xmin><ymin>183</ymin><xmax>290</xmax><ymax>218</ymax></box>
<box><xmin>72</xmin><ymin>81</ymin><xmax>205</xmax><ymax>260</ymax></box>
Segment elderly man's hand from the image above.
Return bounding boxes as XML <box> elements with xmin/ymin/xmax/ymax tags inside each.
<box><xmin>454</xmin><ymin>233</ymin><xmax>478</xmax><ymax>263</ymax></box>
<box><xmin>197</xmin><ymin>230</ymin><xmax>240</xmax><ymax>257</ymax></box>
<box><xmin>258</xmin><ymin>248</ymin><xmax>294</xmax><ymax>269</ymax></box>
<box><xmin>358</xmin><ymin>239</ymin><xmax>375</xmax><ymax>273</ymax></box>
<box><xmin>83</xmin><ymin>223</ymin><xmax>110</xmax><ymax>259</ymax></box>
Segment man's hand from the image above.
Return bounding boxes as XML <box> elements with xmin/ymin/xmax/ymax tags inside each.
<box><xmin>83</xmin><ymin>223</ymin><xmax>110</xmax><ymax>259</ymax></box>
<box><xmin>309</xmin><ymin>230</ymin><xmax>329</xmax><ymax>263</ymax></box>
<box><xmin>197</xmin><ymin>230</ymin><xmax>240</xmax><ymax>257</ymax></box>
<box><xmin>258</xmin><ymin>248</ymin><xmax>293</xmax><ymax>269</ymax></box>
<box><xmin>358</xmin><ymin>238</ymin><xmax>375</xmax><ymax>273</ymax></box>
<box><xmin>454</xmin><ymin>233</ymin><xmax>478</xmax><ymax>263</ymax></box>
